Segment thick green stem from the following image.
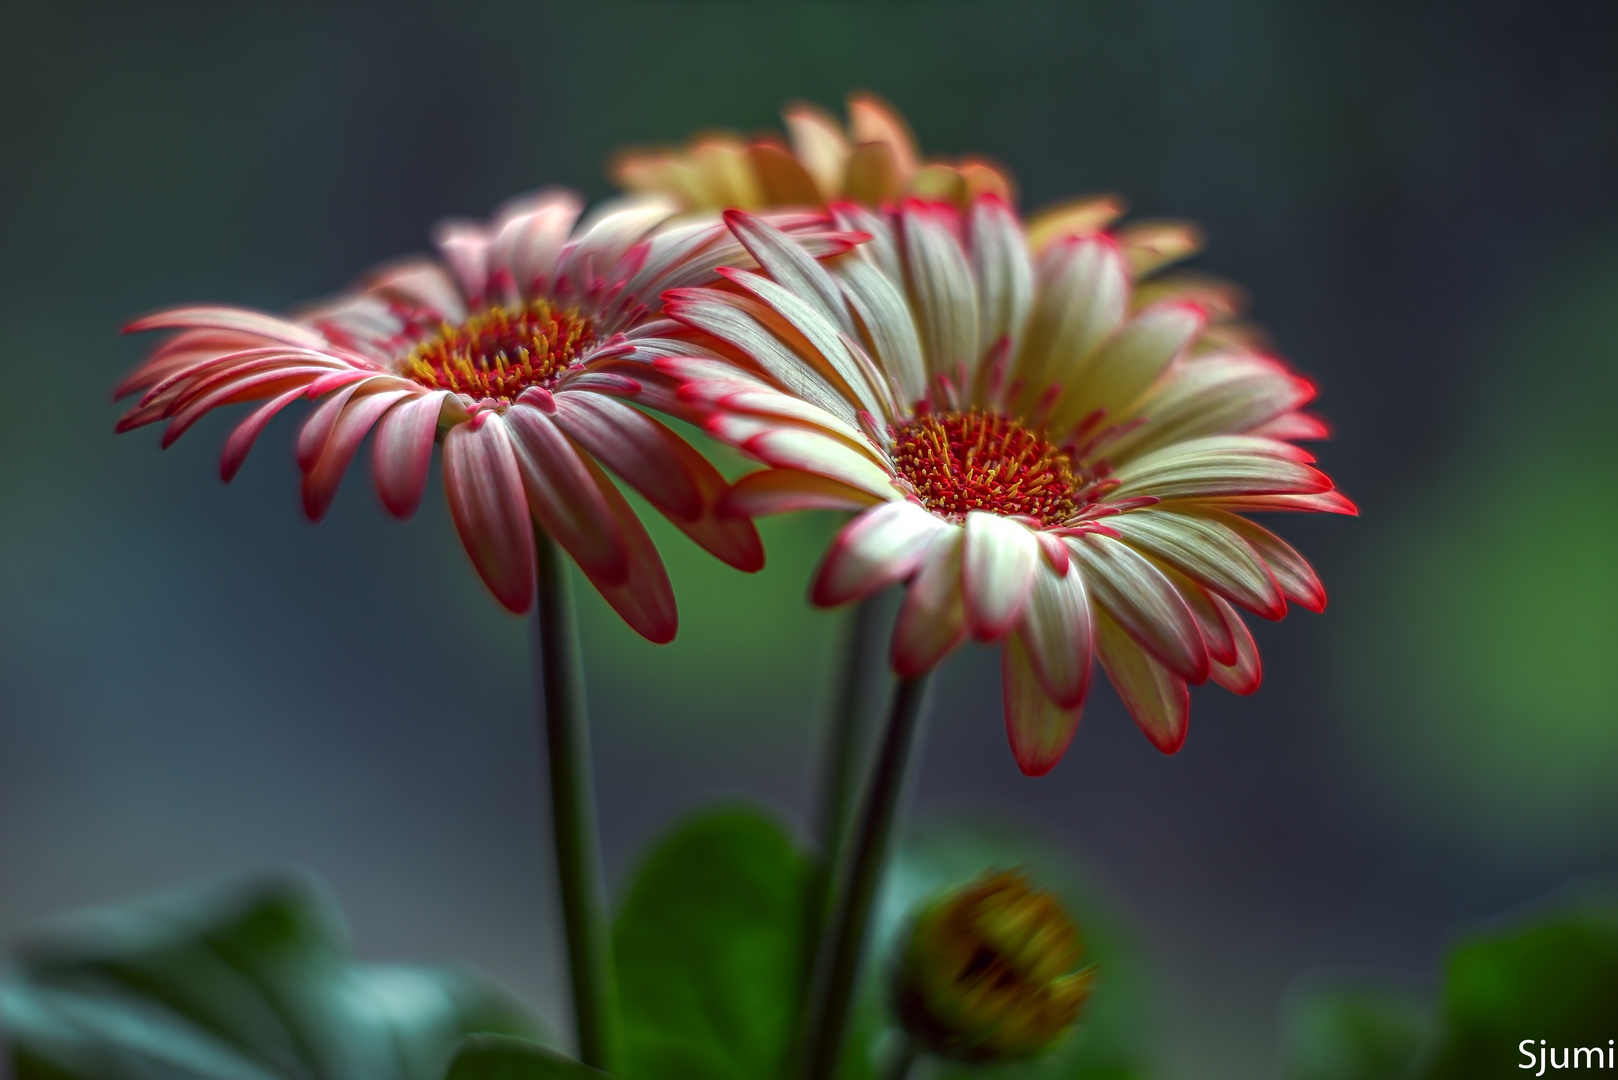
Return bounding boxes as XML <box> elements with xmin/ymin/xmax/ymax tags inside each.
<box><xmin>531</xmin><ymin>528</ymin><xmax>618</xmax><ymax>1073</ymax></box>
<box><xmin>800</xmin><ymin>673</ymin><xmax>934</xmax><ymax>1080</ymax></box>
<box><xmin>816</xmin><ymin>596</ymin><xmax>889</xmax><ymax>893</ymax></box>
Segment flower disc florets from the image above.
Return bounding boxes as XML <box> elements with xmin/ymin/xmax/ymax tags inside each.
<box><xmin>894</xmin><ymin>870</ymin><xmax>1093</xmax><ymax>1064</ymax></box>
<box><xmin>400</xmin><ymin>300</ymin><xmax>593</xmax><ymax>403</ymax></box>
<box><xmin>891</xmin><ymin>410</ymin><xmax>1091</xmax><ymax>527</ymax></box>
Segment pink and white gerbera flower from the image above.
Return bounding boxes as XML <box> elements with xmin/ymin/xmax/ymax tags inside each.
<box><xmin>115</xmin><ymin>191</ymin><xmax>855</xmax><ymax>640</ymax></box>
<box><xmin>656</xmin><ymin>201</ymin><xmax>1353</xmax><ymax>772</ymax></box>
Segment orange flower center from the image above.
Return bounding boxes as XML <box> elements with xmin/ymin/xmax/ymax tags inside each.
<box><xmin>891</xmin><ymin>410</ymin><xmax>1085</xmax><ymax>526</ymax></box>
<box><xmin>400</xmin><ymin>300</ymin><xmax>593</xmax><ymax>401</ymax></box>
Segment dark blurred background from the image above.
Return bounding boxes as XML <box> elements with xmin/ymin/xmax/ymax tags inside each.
<box><xmin>3</xmin><ymin>2</ymin><xmax>1616</xmax><ymax>1077</ymax></box>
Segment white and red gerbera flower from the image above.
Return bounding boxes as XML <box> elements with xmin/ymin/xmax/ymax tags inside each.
<box><xmin>116</xmin><ymin>190</ymin><xmax>857</xmax><ymax>640</ymax></box>
<box><xmin>655</xmin><ymin>201</ymin><xmax>1353</xmax><ymax>773</ymax></box>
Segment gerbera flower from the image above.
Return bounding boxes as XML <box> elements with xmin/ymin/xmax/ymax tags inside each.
<box><xmin>656</xmin><ymin>201</ymin><xmax>1353</xmax><ymax>772</ymax></box>
<box><xmin>115</xmin><ymin>191</ymin><xmax>854</xmax><ymax>640</ymax></box>
<box><xmin>612</xmin><ymin>92</ymin><xmax>1015</xmax><ymax>212</ymax></box>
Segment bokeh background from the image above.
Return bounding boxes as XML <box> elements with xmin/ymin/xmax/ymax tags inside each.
<box><xmin>3</xmin><ymin>2</ymin><xmax>1617</xmax><ymax>1077</ymax></box>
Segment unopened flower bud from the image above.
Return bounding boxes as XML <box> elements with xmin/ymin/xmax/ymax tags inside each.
<box><xmin>893</xmin><ymin>870</ymin><xmax>1094</xmax><ymax>1063</ymax></box>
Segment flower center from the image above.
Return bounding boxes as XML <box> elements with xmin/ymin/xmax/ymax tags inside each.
<box><xmin>891</xmin><ymin>410</ymin><xmax>1087</xmax><ymax>526</ymax></box>
<box><xmin>400</xmin><ymin>300</ymin><xmax>593</xmax><ymax>401</ymax></box>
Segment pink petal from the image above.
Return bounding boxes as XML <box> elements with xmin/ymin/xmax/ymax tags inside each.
<box><xmin>504</xmin><ymin>405</ymin><xmax>629</xmax><ymax>586</ymax></box>
<box><xmin>124</xmin><ymin>306</ymin><xmax>330</xmax><ymax>351</ymax></box>
<box><xmin>1094</xmin><ymin>607</ymin><xmax>1189</xmax><ymax>754</ymax></box>
<box><xmin>1016</xmin><ymin>562</ymin><xmax>1093</xmax><ymax>709</ymax></box>
<box><xmin>372</xmin><ymin>390</ymin><xmax>449</xmax><ymax>519</ymax></box>
<box><xmin>890</xmin><ymin>529</ymin><xmax>968</xmax><ymax>677</ymax></box>
<box><xmin>1002</xmin><ymin>632</ymin><xmax>1085</xmax><ymax>777</ymax></box>
<box><xmin>302</xmin><ymin>389</ymin><xmax>414</xmax><ymax>522</ymax></box>
<box><xmin>295</xmin><ymin>381</ymin><xmax>367</xmax><ymax>470</ymax></box>
<box><xmin>550</xmin><ymin>392</ymin><xmax>701</xmax><ymax>521</ymax></box>
<box><xmin>572</xmin><ymin>455</ymin><xmax>678</xmax><ymax>644</ymax></box>
<box><xmin>742</xmin><ymin>426</ymin><xmax>897</xmax><ymax>498</ymax></box>
<box><xmin>442</xmin><ymin>414</ymin><xmax>537</xmax><ymax>614</ymax></box>
<box><xmin>161</xmin><ymin>366</ymin><xmax>345</xmax><ymax>449</ymax></box>
<box><xmin>220</xmin><ymin>386</ymin><xmax>310</xmax><ymax>482</ymax></box>
<box><xmin>812</xmin><ymin>501</ymin><xmax>943</xmax><ymax>607</ymax></box>
<box><xmin>1071</xmin><ymin>533</ymin><xmax>1208</xmax><ymax>683</ymax></box>
<box><xmin>721</xmin><ymin>469</ymin><xmax>882</xmax><ymax>517</ymax></box>
<box><xmin>961</xmin><ymin>512</ymin><xmax>1039</xmax><ymax>641</ymax></box>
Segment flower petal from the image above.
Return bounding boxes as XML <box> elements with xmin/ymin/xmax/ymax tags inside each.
<box><xmin>550</xmin><ymin>393</ymin><xmax>701</xmax><ymax>520</ymax></box>
<box><xmin>1110</xmin><ymin>437</ymin><xmax>1332</xmax><ymax>502</ymax></box>
<box><xmin>303</xmin><ymin>389</ymin><xmax>413</xmax><ymax>522</ymax></box>
<box><xmin>504</xmin><ymin>405</ymin><xmax>629</xmax><ymax>586</ymax></box>
<box><xmin>970</xmin><ymin>194</ymin><xmax>1034</xmax><ymax>361</ymax></box>
<box><xmin>812</xmin><ymin>500</ymin><xmax>945</xmax><ymax>607</ymax></box>
<box><xmin>899</xmin><ymin>200</ymin><xmax>979</xmax><ymax>380</ymax></box>
<box><xmin>1095</xmin><ymin>606</ymin><xmax>1189</xmax><ymax>753</ymax></box>
<box><xmin>124</xmin><ymin>306</ymin><xmax>330</xmax><ymax>351</ymax></box>
<box><xmin>891</xmin><ymin>528</ymin><xmax>968</xmax><ymax>677</ymax></box>
<box><xmin>219</xmin><ymin>385</ymin><xmax>310</xmax><ymax>482</ymax></box>
<box><xmin>554</xmin><ymin>393</ymin><xmax>764</xmax><ymax>573</ymax></box>
<box><xmin>1002</xmin><ymin>631</ymin><xmax>1085</xmax><ymax>777</ymax></box>
<box><xmin>573</xmin><ymin>455</ymin><xmax>678</xmax><ymax>644</ymax></box>
<box><xmin>1012</xmin><ymin>236</ymin><xmax>1128</xmax><ymax>408</ymax></box>
<box><xmin>961</xmin><ymin>511</ymin><xmax>1040</xmax><ymax>640</ymax></box>
<box><xmin>1070</xmin><ymin>533</ymin><xmax>1207</xmax><ymax>682</ymax></box>
<box><xmin>1207</xmin><ymin>593</ymin><xmax>1262</xmax><ymax>694</ymax></box>
<box><xmin>442</xmin><ymin>414</ymin><xmax>536</xmax><ymax>614</ymax></box>
<box><xmin>1200</xmin><ymin>509</ymin><xmax>1328</xmax><ymax>613</ymax></box>
<box><xmin>741</xmin><ymin>426</ymin><xmax>898</xmax><ymax>499</ymax></box>
<box><xmin>372</xmin><ymin>390</ymin><xmax>449</xmax><ymax>519</ymax></box>
<box><xmin>1106</xmin><ymin>509</ymin><xmax>1285</xmax><ymax>619</ymax></box>
<box><xmin>725</xmin><ymin>210</ymin><xmax>856</xmax><ymax>337</ymax></box>
<box><xmin>1017</xmin><ymin>561</ymin><xmax>1093</xmax><ymax>709</ymax></box>
<box><xmin>1055</xmin><ymin>301</ymin><xmax>1203</xmax><ymax>427</ymax></box>
<box><xmin>721</xmin><ymin>469</ymin><xmax>883</xmax><ymax>517</ymax></box>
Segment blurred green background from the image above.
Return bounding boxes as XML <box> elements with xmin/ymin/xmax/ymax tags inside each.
<box><xmin>2</xmin><ymin>2</ymin><xmax>1615</xmax><ymax>1078</ymax></box>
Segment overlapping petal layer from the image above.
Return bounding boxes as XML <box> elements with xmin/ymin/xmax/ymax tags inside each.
<box><xmin>116</xmin><ymin>191</ymin><xmax>862</xmax><ymax>635</ymax></box>
<box><xmin>660</xmin><ymin>199</ymin><xmax>1351</xmax><ymax>770</ymax></box>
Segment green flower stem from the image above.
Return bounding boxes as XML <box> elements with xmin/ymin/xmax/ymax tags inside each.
<box><xmin>800</xmin><ymin>672</ymin><xmax>935</xmax><ymax>1080</ymax></box>
<box><xmin>531</xmin><ymin>528</ymin><xmax>618</xmax><ymax>1073</ymax></box>
<box><xmin>817</xmin><ymin>594</ymin><xmax>889</xmax><ymax>891</ymax></box>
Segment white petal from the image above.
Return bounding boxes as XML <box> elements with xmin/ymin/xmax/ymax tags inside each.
<box><xmin>961</xmin><ymin>511</ymin><xmax>1040</xmax><ymax>640</ymax></box>
<box><xmin>812</xmin><ymin>501</ymin><xmax>945</xmax><ymax>605</ymax></box>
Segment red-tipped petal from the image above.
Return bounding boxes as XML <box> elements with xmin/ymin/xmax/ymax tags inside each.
<box><xmin>124</xmin><ymin>305</ymin><xmax>330</xmax><ymax>350</ymax></box>
<box><xmin>1017</xmin><ymin>562</ymin><xmax>1093</xmax><ymax>709</ymax></box>
<box><xmin>1207</xmin><ymin>594</ymin><xmax>1263</xmax><ymax>694</ymax></box>
<box><xmin>302</xmin><ymin>389</ymin><xmax>412</xmax><ymax>522</ymax></box>
<box><xmin>1095</xmin><ymin>607</ymin><xmax>1189</xmax><ymax>754</ymax></box>
<box><xmin>1002</xmin><ymin>632</ymin><xmax>1085</xmax><ymax>777</ymax></box>
<box><xmin>891</xmin><ymin>529</ymin><xmax>968</xmax><ymax>677</ymax></box>
<box><xmin>372</xmin><ymin>390</ymin><xmax>448</xmax><ymax>519</ymax></box>
<box><xmin>442</xmin><ymin>415</ymin><xmax>536</xmax><ymax>614</ymax></box>
<box><xmin>961</xmin><ymin>512</ymin><xmax>1040</xmax><ymax>641</ymax></box>
<box><xmin>505</xmin><ymin>405</ymin><xmax>629</xmax><ymax>586</ymax></box>
<box><xmin>721</xmin><ymin>469</ymin><xmax>881</xmax><ymax>517</ymax></box>
<box><xmin>551</xmin><ymin>393</ymin><xmax>701</xmax><ymax>520</ymax></box>
<box><xmin>1206</xmin><ymin>510</ymin><xmax>1328</xmax><ymax>613</ymax></box>
<box><xmin>220</xmin><ymin>386</ymin><xmax>309</xmax><ymax>482</ymax></box>
<box><xmin>1071</xmin><ymin>533</ymin><xmax>1208</xmax><ymax>683</ymax></box>
<box><xmin>812</xmin><ymin>500</ymin><xmax>942</xmax><ymax>607</ymax></box>
<box><xmin>571</xmin><ymin>455</ymin><xmax>679</xmax><ymax>644</ymax></box>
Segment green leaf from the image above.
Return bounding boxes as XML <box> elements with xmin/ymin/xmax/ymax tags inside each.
<box><xmin>445</xmin><ymin>1035</ymin><xmax>602</xmax><ymax>1080</ymax></box>
<box><xmin>2</xmin><ymin>873</ymin><xmax>540</xmax><ymax>1080</ymax></box>
<box><xmin>866</xmin><ymin>818</ymin><xmax>1162</xmax><ymax>1080</ymax></box>
<box><xmin>1426</xmin><ymin>895</ymin><xmax>1618</xmax><ymax>1080</ymax></box>
<box><xmin>1280</xmin><ymin>981</ymin><xmax>1433</xmax><ymax>1080</ymax></box>
<box><xmin>612</xmin><ymin>806</ymin><xmax>814</xmax><ymax>1080</ymax></box>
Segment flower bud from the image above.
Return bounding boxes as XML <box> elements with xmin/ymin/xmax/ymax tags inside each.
<box><xmin>893</xmin><ymin>870</ymin><xmax>1094</xmax><ymax>1063</ymax></box>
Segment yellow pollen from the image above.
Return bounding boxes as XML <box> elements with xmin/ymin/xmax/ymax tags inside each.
<box><xmin>400</xmin><ymin>300</ymin><xmax>592</xmax><ymax>401</ymax></box>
